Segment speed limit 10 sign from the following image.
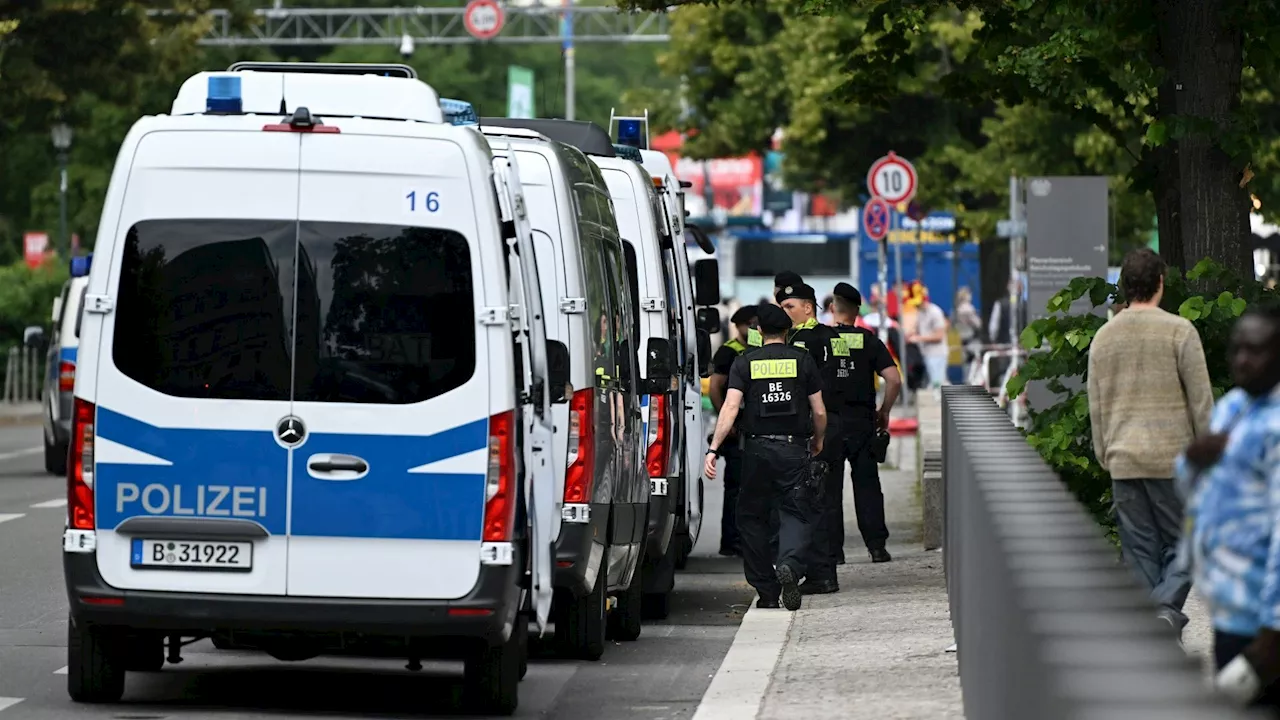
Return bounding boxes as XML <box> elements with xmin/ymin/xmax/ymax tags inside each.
<box><xmin>866</xmin><ymin>151</ymin><xmax>918</xmax><ymax>205</ymax></box>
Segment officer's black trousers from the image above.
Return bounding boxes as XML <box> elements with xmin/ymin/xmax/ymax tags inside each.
<box><xmin>807</xmin><ymin>412</ymin><xmax>890</xmax><ymax>582</ymax></box>
<box><xmin>719</xmin><ymin>442</ymin><xmax>743</xmax><ymax>553</ymax></box>
<box><xmin>736</xmin><ymin>437</ymin><xmax>813</xmax><ymax>601</ymax></box>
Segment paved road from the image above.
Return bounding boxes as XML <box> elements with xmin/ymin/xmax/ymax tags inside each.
<box><xmin>0</xmin><ymin>422</ymin><xmax>752</xmax><ymax>719</ymax></box>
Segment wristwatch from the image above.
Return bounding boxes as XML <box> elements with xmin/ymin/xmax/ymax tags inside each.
<box><xmin>707</xmin><ymin>447</ymin><xmax>721</xmax><ymax>457</ymax></box>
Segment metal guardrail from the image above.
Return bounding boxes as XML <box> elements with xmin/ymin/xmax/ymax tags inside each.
<box><xmin>3</xmin><ymin>346</ymin><xmax>41</xmax><ymax>404</ymax></box>
<box><xmin>941</xmin><ymin>384</ymin><xmax>1264</xmax><ymax>720</ymax></box>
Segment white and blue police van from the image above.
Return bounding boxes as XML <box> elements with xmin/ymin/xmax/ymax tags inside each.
<box><xmin>61</xmin><ymin>63</ymin><xmax>560</xmax><ymax>716</ymax></box>
<box><xmin>23</xmin><ymin>256</ymin><xmax>92</xmax><ymax>475</ymax></box>
<box><xmin>478</xmin><ymin>121</ymin><xmax>654</xmax><ymax>657</ymax></box>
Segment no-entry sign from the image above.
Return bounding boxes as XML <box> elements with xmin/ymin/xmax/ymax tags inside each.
<box><xmin>464</xmin><ymin>0</ymin><xmax>505</xmax><ymax>40</ymax></box>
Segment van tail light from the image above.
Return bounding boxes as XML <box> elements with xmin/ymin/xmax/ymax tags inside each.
<box><xmin>58</xmin><ymin>361</ymin><xmax>76</xmax><ymax>393</ymax></box>
<box><xmin>564</xmin><ymin>388</ymin><xmax>595</xmax><ymax>504</ymax></box>
<box><xmin>646</xmin><ymin>394</ymin><xmax>670</xmax><ymax>479</ymax></box>
<box><xmin>482</xmin><ymin>410</ymin><xmax>516</xmax><ymax>543</ymax></box>
<box><xmin>68</xmin><ymin>398</ymin><xmax>96</xmax><ymax>530</ymax></box>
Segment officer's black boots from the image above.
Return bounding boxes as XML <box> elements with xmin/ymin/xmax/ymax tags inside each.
<box><xmin>870</xmin><ymin>547</ymin><xmax>893</xmax><ymax>563</ymax></box>
<box><xmin>776</xmin><ymin>564</ymin><xmax>802</xmax><ymax>611</ymax></box>
<box><xmin>756</xmin><ymin>597</ymin><xmax>780</xmax><ymax>609</ymax></box>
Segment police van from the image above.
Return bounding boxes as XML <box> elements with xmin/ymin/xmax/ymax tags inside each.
<box><xmin>61</xmin><ymin>64</ymin><xmax>561</xmax><ymax>715</ymax></box>
<box><xmin>23</xmin><ymin>256</ymin><xmax>91</xmax><ymax>475</ymax></box>
<box><xmin>486</xmin><ymin>118</ymin><xmax>717</xmax><ymax>615</ymax></box>
<box><xmin>478</xmin><ymin>122</ymin><xmax>653</xmax><ymax>657</ymax></box>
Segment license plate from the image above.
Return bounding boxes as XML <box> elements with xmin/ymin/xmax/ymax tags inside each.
<box><xmin>130</xmin><ymin>538</ymin><xmax>253</xmax><ymax>571</ymax></box>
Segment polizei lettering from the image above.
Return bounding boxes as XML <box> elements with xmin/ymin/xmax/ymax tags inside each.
<box><xmin>115</xmin><ymin>483</ymin><xmax>267</xmax><ymax>518</ymax></box>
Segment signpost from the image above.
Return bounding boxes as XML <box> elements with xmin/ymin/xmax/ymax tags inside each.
<box><xmin>507</xmin><ymin>65</ymin><xmax>535</xmax><ymax>118</ymax></box>
<box><xmin>862</xmin><ymin>196</ymin><xmax>891</xmax><ymax>241</ymax></box>
<box><xmin>23</xmin><ymin>232</ymin><xmax>48</xmax><ymax>269</ymax></box>
<box><xmin>866</xmin><ymin>151</ymin><xmax>918</xmax><ymax>205</ymax></box>
<box><xmin>463</xmin><ymin>0</ymin><xmax>505</xmax><ymax>40</ymax></box>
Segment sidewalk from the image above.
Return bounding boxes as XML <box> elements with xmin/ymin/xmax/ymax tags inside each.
<box><xmin>0</xmin><ymin>403</ymin><xmax>40</xmax><ymax>427</ymax></box>
<box><xmin>695</xmin><ymin>406</ymin><xmax>963</xmax><ymax>720</ymax></box>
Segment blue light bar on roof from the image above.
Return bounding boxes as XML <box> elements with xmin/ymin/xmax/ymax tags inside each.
<box><xmin>612</xmin><ymin>144</ymin><xmax>643</xmax><ymax>162</ymax></box>
<box><xmin>440</xmin><ymin>98</ymin><xmax>478</xmax><ymax>126</ymax></box>
<box><xmin>206</xmin><ymin>76</ymin><xmax>242</xmax><ymax>114</ymax></box>
<box><xmin>616</xmin><ymin>118</ymin><xmax>644</xmax><ymax>149</ymax></box>
<box><xmin>70</xmin><ymin>254</ymin><xmax>92</xmax><ymax>278</ymax></box>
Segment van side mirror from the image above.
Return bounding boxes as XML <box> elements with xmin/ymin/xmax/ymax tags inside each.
<box><xmin>686</xmin><ymin>224</ymin><xmax>716</xmax><ymax>254</ymax></box>
<box><xmin>643</xmin><ymin>337</ymin><xmax>675</xmax><ymax>394</ymax></box>
<box><xmin>547</xmin><ymin>340</ymin><xmax>571</xmax><ymax>404</ymax></box>
<box><xmin>696</xmin><ymin>307</ymin><xmax>721</xmax><ymax>333</ymax></box>
<box><xmin>693</xmin><ymin>258</ymin><xmax>720</xmax><ymax>306</ymax></box>
<box><xmin>23</xmin><ymin>326</ymin><xmax>45</xmax><ymax>350</ymax></box>
<box><xmin>696</xmin><ymin>329</ymin><xmax>713</xmax><ymax>378</ymax></box>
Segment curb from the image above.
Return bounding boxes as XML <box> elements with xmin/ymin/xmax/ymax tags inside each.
<box><xmin>691</xmin><ymin>601</ymin><xmax>794</xmax><ymax>720</ymax></box>
<box><xmin>0</xmin><ymin>411</ymin><xmax>41</xmax><ymax>428</ymax></box>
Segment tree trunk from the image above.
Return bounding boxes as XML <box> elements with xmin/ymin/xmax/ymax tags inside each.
<box><xmin>1157</xmin><ymin>0</ymin><xmax>1252</xmax><ymax>279</ymax></box>
<box><xmin>1153</xmin><ymin>78</ymin><xmax>1185</xmax><ymax>274</ymax></box>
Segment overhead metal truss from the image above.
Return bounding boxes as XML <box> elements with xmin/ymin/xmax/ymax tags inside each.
<box><xmin>192</xmin><ymin>6</ymin><xmax>671</xmax><ymax>47</ymax></box>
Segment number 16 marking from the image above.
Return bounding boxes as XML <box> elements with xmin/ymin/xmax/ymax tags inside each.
<box><xmin>406</xmin><ymin>191</ymin><xmax>440</xmax><ymax>213</ymax></box>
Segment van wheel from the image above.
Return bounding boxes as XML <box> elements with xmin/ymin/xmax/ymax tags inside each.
<box><xmin>608</xmin><ymin>566</ymin><xmax>644</xmax><ymax>642</ymax></box>
<box><xmin>463</xmin><ymin>620</ymin><xmax>524</xmax><ymax>715</ymax></box>
<box><xmin>673</xmin><ymin>536</ymin><xmax>690</xmax><ymax>570</ymax></box>
<box><xmin>45</xmin><ymin>437</ymin><xmax>67</xmax><ymax>476</ymax></box>
<box><xmin>555</xmin><ymin>556</ymin><xmax>606</xmax><ymax>660</ymax></box>
<box><xmin>123</xmin><ymin>634</ymin><xmax>164</xmax><ymax>672</ymax></box>
<box><xmin>67</xmin><ymin>617</ymin><xmax>125</xmax><ymax>703</ymax></box>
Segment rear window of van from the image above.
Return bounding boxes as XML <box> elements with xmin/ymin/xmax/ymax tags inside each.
<box><xmin>113</xmin><ymin>219</ymin><xmax>475</xmax><ymax>405</ymax></box>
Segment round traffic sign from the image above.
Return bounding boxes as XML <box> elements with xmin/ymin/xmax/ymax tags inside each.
<box><xmin>866</xmin><ymin>151</ymin><xmax>918</xmax><ymax>205</ymax></box>
<box><xmin>464</xmin><ymin>0</ymin><xmax>505</xmax><ymax>40</ymax></box>
<box><xmin>863</xmin><ymin>197</ymin><xmax>892</xmax><ymax>242</ymax></box>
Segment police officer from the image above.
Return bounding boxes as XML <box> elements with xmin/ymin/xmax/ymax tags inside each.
<box><xmin>802</xmin><ymin>283</ymin><xmax>903</xmax><ymax>593</ymax></box>
<box><xmin>704</xmin><ymin>304</ymin><xmax>827</xmax><ymax>611</ymax></box>
<box><xmin>708</xmin><ymin>305</ymin><xmax>761</xmax><ymax>557</ymax></box>
<box><xmin>773</xmin><ymin>271</ymin><xmax>804</xmax><ymax>305</ymax></box>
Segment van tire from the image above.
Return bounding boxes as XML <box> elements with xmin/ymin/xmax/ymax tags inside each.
<box><xmin>45</xmin><ymin>438</ymin><xmax>67</xmax><ymax>476</ymax></box>
<box><xmin>464</xmin><ymin>619</ymin><xmax>524</xmax><ymax>715</ymax></box>
<box><xmin>609</xmin><ymin>564</ymin><xmax>644</xmax><ymax>642</ymax></box>
<box><xmin>124</xmin><ymin>635</ymin><xmax>165</xmax><ymax>672</ymax></box>
<box><xmin>554</xmin><ymin>556</ymin><xmax>606</xmax><ymax>660</ymax></box>
<box><xmin>67</xmin><ymin>618</ymin><xmax>125</xmax><ymax>704</ymax></box>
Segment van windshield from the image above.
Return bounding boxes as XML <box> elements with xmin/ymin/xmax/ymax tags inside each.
<box><xmin>112</xmin><ymin>219</ymin><xmax>475</xmax><ymax>405</ymax></box>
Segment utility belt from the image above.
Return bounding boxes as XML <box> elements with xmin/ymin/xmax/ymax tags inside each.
<box><xmin>744</xmin><ymin>433</ymin><xmax>811</xmax><ymax>447</ymax></box>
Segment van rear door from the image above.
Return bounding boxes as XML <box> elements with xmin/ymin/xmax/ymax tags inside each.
<box><xmin>89</xmin><ymin>129</ymin><xmax>300</xmax><ymax>595</ymax></box>
<box><xmin>285</xmin><ymin>131</ymin><xmax>494</xmax><ymax>601</ymax></box>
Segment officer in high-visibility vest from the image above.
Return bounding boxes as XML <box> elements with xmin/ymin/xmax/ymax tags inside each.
<box><xmin>708</xmin><ymin>305</ymin><xmax>761</xmax><ymax>556</ymax></box>
<box><xmin>705</xmin><ymin>304</ymin><xmax>827</xmax><ymax>611</ymax></box>
<box><xmin>802</xmin><ymin>283</ymin><xmax>903</xmax><ymax>594</ymax></box>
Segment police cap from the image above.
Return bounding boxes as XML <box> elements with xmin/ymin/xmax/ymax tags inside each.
<box><xmin>833</xmin><ymin>282</ymin><xmax>863</xmax><ymax>307</ymax></box>
<box><xmin>775</xmin><ymin>282</ymin><xmax>817</xmax><ymax>305</ymax></box>
<box><xmin>730</xmin><ymin>305</ymin><xmax>759</xmax><ymax>326</ymax></box>
<box><xmin>774</xmin><ymin>270</ymin><xmax>803</xmax><ymax>288</ymax></box>
<box><xmin>757</xmin><ymin>304</ymin><xmax>793</xmax><ymax>334</ymax></box>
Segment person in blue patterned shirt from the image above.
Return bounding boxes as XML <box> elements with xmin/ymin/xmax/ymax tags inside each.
<box><xmin>1177</xmin><ymin>304</ymin><xmax>1280</xmax><ymax>711</ymax></box>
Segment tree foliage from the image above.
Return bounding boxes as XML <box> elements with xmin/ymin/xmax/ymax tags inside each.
<box><xmin>617</xmin><ymin>0</ymin><xmax>1280</xmax><ymax>276</ymax></box>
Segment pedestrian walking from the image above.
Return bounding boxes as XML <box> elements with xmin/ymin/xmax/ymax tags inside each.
<box><xmin>1178</xmin><ymin>303</ymin><xmax>1280</xmax><ymax>713</ymax></box>
<box><xmin>953</xmin><ymin>286</ymin><xmax>984</xmax><ymax>384</ymax></box>
<box><xmin>1088</xmin><ymin>248</ymin><xmax>1213</xmax><ymax>637</ymax></box>
<box><xmin>802</xmin><ymin>283</ymin><xmax>902</xmax><ymax>594</ymax></box>
<box><xmin>909</xmin><ymin>291</ymin><xmax>950</xmax><ymax>391</ymax></box>
<box><xmin>704</xmin><ymin>304</ymin><xmax>827</xmax><ymax>612</ymax></box>
<box><xmin>708</xmin><ymin>305</ymin><xmax>761</xmax><ymax>557</ymax></box>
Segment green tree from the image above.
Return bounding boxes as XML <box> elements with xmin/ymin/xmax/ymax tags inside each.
<box><xmin>618</xmin><ymin>0</ymin><xmax>1280</xmax><ymax>276</ymax></box>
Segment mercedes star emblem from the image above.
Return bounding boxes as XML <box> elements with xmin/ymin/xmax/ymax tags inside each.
<box><xmin>276</xmin><ymin>416</ymin><xmax>306</xmax><ymax>446</ymax></box>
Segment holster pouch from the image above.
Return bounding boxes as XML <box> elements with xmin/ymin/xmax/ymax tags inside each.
<box><xmin>806</xmin><ymin>458</ymin><xmax>830</xmax><ymax>504</ymax></box>
<box><xmin>871</xmin><ymin>430</ymin><xmax>891</xmax><ymax>464</ymax></box>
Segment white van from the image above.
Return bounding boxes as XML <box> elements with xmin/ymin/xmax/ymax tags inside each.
<box><xmin>61</xmin><ymin>67</ymin><xmax>560</xmax><ymax>716</ymax></box>
<box><xmin>479</xmin><ymin>124</ymin><xmax>654</xmax><ymax>657</ymax></box>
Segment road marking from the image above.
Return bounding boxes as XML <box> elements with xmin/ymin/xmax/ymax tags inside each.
<box><xmin>0</xmin><ymin>514</ymin><xmax>24</xmax><ymax>526</ymax></box>
<box><xmin>53</xmin><ymin>666</ymin><xmax>67</xmax><ymax>675</ymax></box>
<box><xmin>30</xmin><ymin>498</ymin><xmax>67</xmax><ymax>509</ymax></box>
<box><xmin>0</xmin><ymin>697</ymin><xmax>23</xmax><ymax>712</ymax></box>
<box><xmin>690</xmin><ymin>600</ymin><xmax>794</xmax><ymax>720</ymax></box>
<box><xmin>0</xmin><ymin>447</ymin><xmax>40</xmax><ymax>463</ymax></box>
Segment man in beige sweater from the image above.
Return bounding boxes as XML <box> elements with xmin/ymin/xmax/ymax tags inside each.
<box><xmin>1088</xmin><ymin>248</ymin><xmax>1214</xmax><ymax>637</ymax></box>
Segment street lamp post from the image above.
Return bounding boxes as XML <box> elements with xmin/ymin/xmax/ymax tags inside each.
<box><xmin>51</xmin><ymin>122</ymin><xmax>73</xmax><ymax>257</ymax></box>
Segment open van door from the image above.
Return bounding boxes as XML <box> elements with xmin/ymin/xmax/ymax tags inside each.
<box><xmin>493</xmin><ymin>153</ymin><xmax>556</xmax><ymax>634</ymax></box>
